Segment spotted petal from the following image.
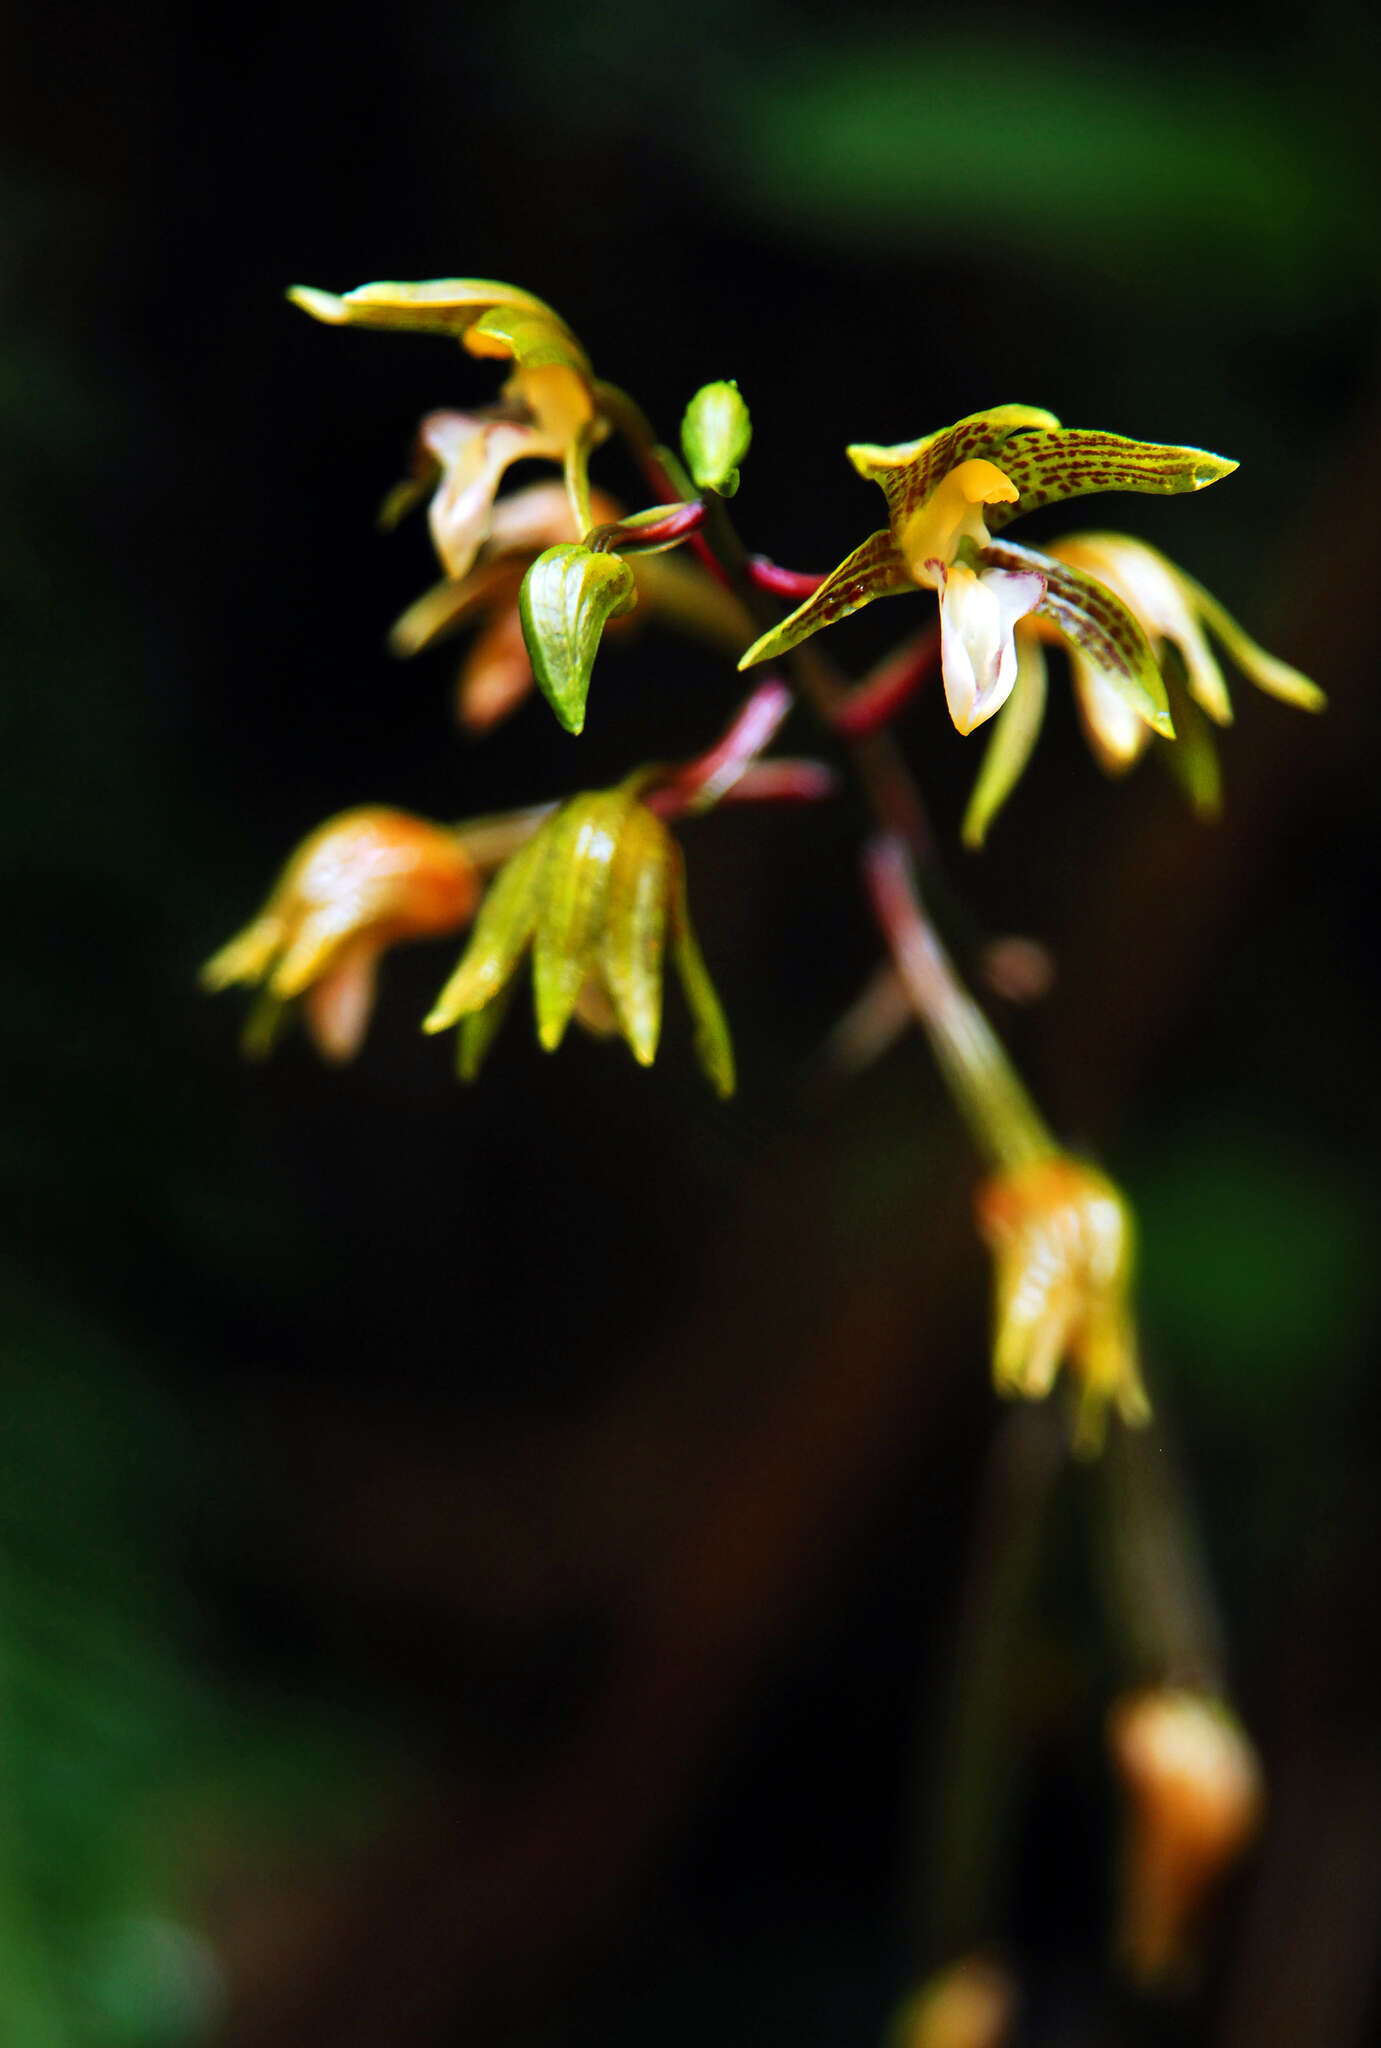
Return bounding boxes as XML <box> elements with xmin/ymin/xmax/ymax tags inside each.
<box><xmin>737</xmin><ymin>529</ymin><xmax>912</xmax><ymax>669</ymax></box>
<box><xmin>848</xmin><ymin>406</ymin><xmax>1060</xmax><ymax>533</ymax></box>
<box><xmin>985</xmin><ymin>430</ymin><xmax>1237</xmax><ymax>533</ymax></box>
<box><xmin>984</xmin><ymin>538</ymin><xmax>1173</xmax><ymax>739</ymax></box>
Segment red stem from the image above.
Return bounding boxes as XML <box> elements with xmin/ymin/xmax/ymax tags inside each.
<box><xmin>831</xmin><ymin>627</ymin><xmax>940</xmax><ymax>739</ymax></box>
<box><xmin>748</xmin><ymin>556</ymin><xmax>828</xmax><ymax>600</ymax></box>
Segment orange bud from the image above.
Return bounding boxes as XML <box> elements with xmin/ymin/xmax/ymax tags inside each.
<box><xmin>888</xmin><ymin>1957</ymin><xmax>1017</xmax><ymax>2048</ymax></box>
<box><xmin>203</xmin><ymin>808</ymin><xmax>480</xmax><ymax>1062</ymax></box>
<box><xmin>1108</xmin><ymin>1687</ymin><xmax>1264</xmax><ymax>1986</ymax></box>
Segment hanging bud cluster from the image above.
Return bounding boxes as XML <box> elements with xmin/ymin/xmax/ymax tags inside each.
<box><xmin>424</xmin><ymin>780</ymin><xmax>735</xmax><ymax>1096</ymax></box>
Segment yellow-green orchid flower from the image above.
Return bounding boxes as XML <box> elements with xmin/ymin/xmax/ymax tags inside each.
<box><xmin>423</xmin><ymin>779</ymin><xmax>734</xmax><ymax>1095</ymax></box>
<box><xmin>738</xmin><ymin>404</ymin><xmax>1237</xmax><ymax>739</ymax></box>
<box><xmin>962</xmin><ymin>532</ymin><xmax>1324</xmax><ymax>844</ymax></box>
<box><xmin>289</xmin><ymin>277</ymin><xmax>606</xmax><ymax>577</ymax></box>
<box><xmin>975</xmin><ymin>1151</ymin><xmax>1150</xmax><ymax>1456</ymax></box>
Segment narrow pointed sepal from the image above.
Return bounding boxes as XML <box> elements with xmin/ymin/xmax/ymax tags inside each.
<box><xmin>455</xmin><ymin>979</ymin><xmax>518</xmax><ymax>1082</ymax></box>
<box><xmin>1185</xmin><ymin>577</ymin><xmax>1326</xmax><ymax>711</ymax></box>
<box><xmin>424</xmin><ymin>829</ymin><xmax>549</xmax><ymax>1032</ymax></box>
<box><xmin>985</xmin><ymin>429</ymin><xmax>1237</xmax><ymax>532</ymax></box>
<box><xmin>287</xmin><ymin>277</ymin><xmax>562</xmax><ymax>341</ymax></box>
<box><xmin>1161</xmin><ymin>669</ymin><xmax>1224</xmax><ymax>821</ymax></box>
<box><xmin>599</xmin><ymin>804</ymin><xmax>674</xmax><ymax>1065</ymax></box>
<box><xmin>519</xmin><ymin>544</ymin><xmax>638</xmax><ymax>734</ymax></box>
<box><xmin>985</xmin><ymin>538</ymin><xmax>1173</xmax><ymax>739</ymax></box>
<box><xmin>737</xmin><ymin>529</ymin><xmax>912</xmax><ymax>669</ymax></box>
<box><xmin>531</xmin><ymin>788</ymin><xmax>639</xmax><ymax>1050</ymax></box>
<box><xmin>962</xmin><ymin>633</ymin><xmax>1049</xmax><ymax>848</ymax></box>
<box><xmin>668</xmin><ymin>854</ymin><xmax>735</xmax><ymax>1098</ymax></box>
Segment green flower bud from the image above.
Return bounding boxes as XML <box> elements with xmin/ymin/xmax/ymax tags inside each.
<box><xmin>680</xmin><ymin>380</ymin><xmax>752</xmax><ymax>498</ymax></box>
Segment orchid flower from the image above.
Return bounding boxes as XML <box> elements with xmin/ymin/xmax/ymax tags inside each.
<box><xmin>201</xmin><ymin>808</ymin><xmax>480</xmax><ymax>1062</ymax></box>
<box><xmin>739</xmin><ymin>404</ymin><xmax>1236</xmax><ymax>739</ymax></box>
<box><xmin>289</xmin><ymin>277</ymin><xmax>607</xmax><ymax>578</ymax></box>
<box><xmin>962</xmin><ymin>532</ymin><xmax>1324</xmax><ymax>844</ymax></box>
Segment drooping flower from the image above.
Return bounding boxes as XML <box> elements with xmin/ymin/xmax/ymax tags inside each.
<box><xmin>974</xmin><ymin>1152</ymin><xmax>1149</xmax><ymax>1454</ymax></box>
<box><xmin>202</xmin><ymin>808</ymin><xmax>480</xmax><ymax>1062</ymax></box>
<box><xmin>887</xmin><ymin>1957</ymin><xmax>1018</xmax><ymax>2048</ymax></box>
<box><xmin>289</xmin><ymin>278</ymin><xmax>606</xmax><ymax>580</ymax></box>
<box><xmin>423</xmin><ymin>780</ymin><xmax>734</xmax><ymax>1095</ymax></box>
<box><xmin>739</xmin><ymin>404</ymin><xmax>1237</xmax><ymax>739</ymax></box>
<box><xmin>1108</xmin><ymin>1688</ymin><xmax>1264</xmax><ymax>1985</ymax></box>
<box><xmin>388</xmin><ymin>481</ymin><xmax>750</xmax><ymax>734</ymax></box>
<box><xmin>961</xmin><ymin>532</ymin><xmax>1325</xmax><ymax>843</ymax></box>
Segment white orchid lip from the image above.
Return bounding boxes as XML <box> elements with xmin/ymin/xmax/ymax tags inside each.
<box><xmin>937</xmin><ymin>560</ymin><xmax>1047</xmax><ymax>735</ymax></box>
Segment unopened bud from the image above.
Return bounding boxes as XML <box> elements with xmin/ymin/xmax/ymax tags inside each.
<box><xmin>1108</xmin><ymin>1687</ymin><xmax>1264</xmax><ymax>1985</ymax></box>
<box><xmin>680</xmin><ymin>380</ymin><xmax>752</xmax><ymax>497</ymax></box>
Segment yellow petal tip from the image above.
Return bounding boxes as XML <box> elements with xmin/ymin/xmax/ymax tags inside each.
<box><xmin>287</xmin><ymin>285</ymin><xmax>349</xmax><ymax>324</ymax></box>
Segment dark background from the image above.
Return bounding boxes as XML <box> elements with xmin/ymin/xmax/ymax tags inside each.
<box><xmin>2</xmin><ymin>2</ymin><xmax>1380</xmax><ymax>2041</ymax></box>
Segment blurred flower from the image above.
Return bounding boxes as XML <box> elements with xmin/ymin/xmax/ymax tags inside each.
<box><xmin>424</xmin><ymin>781</ymin><xmax>734</xmax><ymax>1095</ymax></box>
<box><xmin>887</xmin><ymin>1957</ymin><xmax>1017</xmax><ymax>2048</ymax></box>
<box><xmin>202</xmin><ymin>808</ymin><xmax>479</xmax><ymax>1062</ymax></box>
<box><xmin>1108</xmin><ymin>1688</ymin><xmax>1264</xmax><ymax>1985</ymax></box>
<box><xmin>740</xmin><ymin>404</ymin><xmax>1235</xmax><ymax>738</ymax></box>
<box><xmin>387</xmin><ymin>482</ymin><xmax>749</xmax><ymax>734</ymax></box>
<box><xmin>961</xmin><ymin>533</ymin><xmax>1324</xmax><ymax>842</ymax></box>
<box><xmin>290</xmin><ymin>277</ymin><xmax>607</xmax><ymax>579</ymax></box>
<box><xmin>974</xmin><ymin>1153</ymin><xmax>1149</xmax><ymax>1453</ymax></box>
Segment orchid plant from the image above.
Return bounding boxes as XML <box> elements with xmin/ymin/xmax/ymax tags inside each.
<box><xmin>207</xmin><ymin>274</ymin><xmax>1315</xmax><ymax>2014</ymax></box>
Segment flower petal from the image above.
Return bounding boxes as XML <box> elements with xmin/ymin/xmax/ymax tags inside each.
<box><xmin>985</xmin><ymin>538</ymin><xmax>1174</xmax><ymax>739</ymax></box>
<box><xmin>962</xmin><ymin>632</ymin><xmax>1049</xmax><ymax>848</ymax></box>
<box><xmin>422</xmin><ymin>414</ymin><xmax>561</xmax><ymax>582</ymax></box>
<box><xmin>1070</xmin><ymin>655</ymin><xmax>1155</xmax><ymax>773</ymax></box>
<box><xmin>599</xmin><ymin>804</ymin><xmax>674</xmax><ymax>1066</ymax></box>
<box><xmin>1050</xmin><ymin>534</ymin><xmax>1233</xmax><ymax>724</ymax></box>
<box><xmin>301</xmin><ymin>939</ymin><xmax>381</xmax><ymax>1063</ymax></box>
<box><xmin>287</xmin><ymin>277</ymin><xmax>565</xmax><ymax>340</ymax></box>
<box><xmin>1185</xmin><ymin>576</ymin><xmax>1326</xmax><ymax>711</ymax></box>
<box><xmin>200</xmin><ymin>915</ymin><xmax>284</xmax><ymax>991</ymax></box>
<box><xmin>668</xmin><ymin>850</ymin><xmax>735</xmax><ymax>1098</ymax></box>
<box><xmin>737</xmin><ymin>529</ymin><xmax>912</xmax><ymax>669</ymax></box>
<box><xmin>423</xmin><ymin>827</ymin><xmax>549</xmax><ymax>1031</ymax></box>
<box><xmin>455</xmin><ymin>606</ymin><xmax>536</xmax><ymax>733</ymax></box>
<box><xmin>454</xmin><ymin>978</ymin><xmax>518</xmax><ymax>1082</ymax></box>
<box><xmin>986</xmin><ymin>429</ymin><xmax>1237</xmax><ymax>533</ymax></box>
<box><xmin>531</xmin><ymin>789</ymin><xmax>640</xmax><ymax>1051</ymax></box>
<box><xmin>848</xmin><ymin>405</ymin><xmax>1061</xmax><ymax>534</ymax></box>
<box><xmin>937</xmin><ymin>562</ymin><xmax>1046</xmax><ymax>735</ymax></box>
<box><xmin>1160</xmin><ymin>669</ymin><xmax>1224</xmax><ymax>819</ymax></box>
